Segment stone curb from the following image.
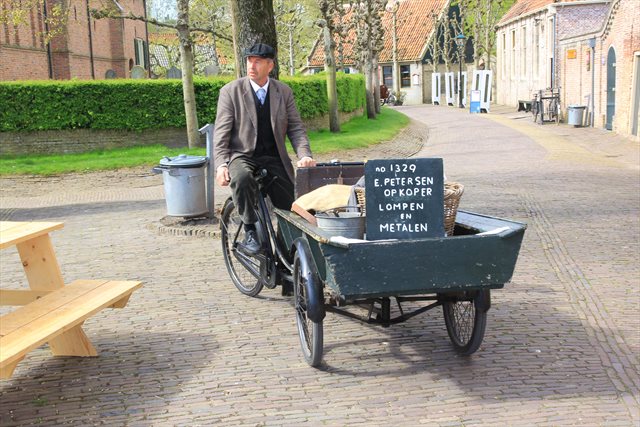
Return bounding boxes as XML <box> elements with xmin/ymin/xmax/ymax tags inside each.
<box><xmin>148</xmin><ymin>215</ymin><xmax>223</xmax><ymax>239</ymax></box>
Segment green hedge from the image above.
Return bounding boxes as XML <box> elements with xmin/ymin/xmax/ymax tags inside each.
<box><xmin>0</xmin><ymin>74</ymin><xmax>365</xmax><ymax>132</ymax></box>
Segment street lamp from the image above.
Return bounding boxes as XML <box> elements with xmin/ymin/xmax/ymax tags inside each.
<box><xmin>386</xmin><ymin>1</ymin><xmax>400</xmax><ymax>95</ymax></box>
<box><xmin>455</xmin><ymin>33</ymin><xmax>466</xmax><ymax>109</ymax></box>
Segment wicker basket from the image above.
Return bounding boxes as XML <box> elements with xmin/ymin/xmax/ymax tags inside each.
<box><xmin>443</xmin><ymin>182</ymin><xmax>464</xmax><ymax>236</ymax></box>
<box><xmin>354</xmin><ymin>182</ymin><xmax>464</xmax><ymax>236</ymax></box>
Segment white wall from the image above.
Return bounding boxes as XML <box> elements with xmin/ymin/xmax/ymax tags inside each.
<box><xmin>401</xmin><ymin>62</ymin><xmax>424</xmax><ymax>105</ymax></box>
<box><xmin>496</xmin><ymin>10</ymin><xmax>554</xmax><ymax>106</ymax></box>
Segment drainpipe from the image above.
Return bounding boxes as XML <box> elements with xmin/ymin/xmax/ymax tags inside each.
<box><xmin>85</xmin><ymin>0</ymin><xmax>95</xmax><ymax>79</ymax></box>
<box><xmin>589</xmin><ymin>37</ymin><xmax>596</xmax><ymax>127</ymax></box>
<box><xmin>42</xmin><ymin>0</ymin><xmax>53</xmax><ymax>79</ymax></box>
<box><xmin>143</xmin><ymin>0</ymin><xmax>151</xmax><ymax>77</ymax></box>
<box><xmin>552</xmin><ymin>14</ymin><xmax>556</xmax><ymax>88</ymax></box>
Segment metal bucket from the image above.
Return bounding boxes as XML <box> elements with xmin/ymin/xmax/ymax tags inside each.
<box><xmin>153</xmin><ymin>154</ymin><xmax>208</xmax><ymax>217</ymax></box>
<box><xmin>315</xmin><ymin>207</ymin><xmax>365</xmax><ymax>239</ymax></box>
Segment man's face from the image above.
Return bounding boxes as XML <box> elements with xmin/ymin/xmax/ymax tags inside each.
<box><xmin>247</xmin><ymin>56</ymin><xmax>274</xmax><ymax>86</ymax></box>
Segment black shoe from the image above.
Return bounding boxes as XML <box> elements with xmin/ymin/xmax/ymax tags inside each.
<box><xmin>239</xmin><ymin>229</ymin><xmax>261</xmax><ymax>255</ymax></box>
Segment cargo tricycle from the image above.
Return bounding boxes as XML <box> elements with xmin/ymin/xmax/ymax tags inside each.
<box><xmin>220</xmin><ymin>162</ymin><xmax>526</xmax><ymax>367</ymax></box>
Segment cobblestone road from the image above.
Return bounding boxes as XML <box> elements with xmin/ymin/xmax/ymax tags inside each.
<box><xmin>0</xmin><ymin>105</ymin><xmax>638</xmax><ymax>426</ymax></box>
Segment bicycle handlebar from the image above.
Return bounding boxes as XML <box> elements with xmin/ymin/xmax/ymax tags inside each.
<box><xmin>313</xmin><ymin>161</ymin><xmax>365</xmax><ymax>167</ymax></box>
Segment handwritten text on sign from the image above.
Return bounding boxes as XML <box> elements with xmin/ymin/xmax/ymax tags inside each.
<box><xmin>365</xmin><ymin>158</ymin><xmax>444</xmax><ymax>240</ymax></box>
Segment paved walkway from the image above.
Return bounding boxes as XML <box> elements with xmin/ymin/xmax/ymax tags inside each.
<box><xmin>0</xmin><ymin>105</ymin><xmax>638</xmax><ymax>426</ymax></box>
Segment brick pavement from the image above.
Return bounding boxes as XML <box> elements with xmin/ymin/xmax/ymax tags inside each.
<box><xmin>0</xmin><ymin>105</ymin><xmax>638</xmax><ymax>426</ymax></box>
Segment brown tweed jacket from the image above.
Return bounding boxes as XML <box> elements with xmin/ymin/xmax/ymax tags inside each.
<box><xmin>213</xmin><ymin>77</ymin><xmax>312</xmax><ymax>182</ymax></box>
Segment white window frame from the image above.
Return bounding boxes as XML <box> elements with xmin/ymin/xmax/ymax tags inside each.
<box><xmin>134</xmin><ymin>38</ymin><xmax>147</xmax><ymax>68</ymax></box>
<box><xmin>521</xmin><ymin>25</ymin><xmax>527</xmax><ymax>79</ymax></box>
<box><xmin>511</xmin><ymin>29</ymin><xmax>516</xmax><ymax>80</ymax></box>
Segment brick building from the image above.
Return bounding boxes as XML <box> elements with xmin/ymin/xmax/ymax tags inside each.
<box><xmin>0</xmin><ymin>0</ymin><xmax>149</xmax><ymax>80</ymax></box>
<box><xmin>304</xmin><ymin>0</ymin><xmax>452</xmax><ymax>106</ymax></box>
<box><xmin>557</xmin><ymin>0</ymin><xmax>640</xmax><ymax>138</ymax></box>
<box><xmin>496</xmin><ymin>0</ymin><xmax>639</xmax><ymax>140</ymax></box>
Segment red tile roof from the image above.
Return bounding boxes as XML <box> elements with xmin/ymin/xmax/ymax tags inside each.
<box><xmin>308</xmin><ymin>0</ymin><xmax>449</xmax><ymax>67</ymax></box>
<box><xmin>498</xmin><ymin>0</ymin><xmax>583</xmax><ymax>25</ymax></box>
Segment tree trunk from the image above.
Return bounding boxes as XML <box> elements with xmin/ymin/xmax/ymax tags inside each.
<box><xmin>288</xmin><ymin>27</ymin><xmax>295</xmax><ymax>76</ymax></box>
<box><xmin>392</xmin><ymin>8</ymin><xmax>400</xmax><ymax>93</ymax></box>
<box><xmin>443</xmin><ymin>15</ymin><xmax>451</xmax><ymax>72</ymax></box>
<box><xmin>231</xmin><ymin>0</ymin><xmax>279</xmax><ymax>78</ymax></box>
<box><xmin>321</xmin><ymin>22</ymin><xmax>340</xmax><ymax>132</ymax></box>
<box><xmin>364</xmin><ymin>47</ymin><xmax>376</xmax><ymax>119</ymax></box>
<box><xmin>373</xmin><ymin>56</ymin><xmax>380</xmax><ymax>114</ymax></box>
<box><xmin>176</xmin><ymin>0</ymin><xmax>200</xmax><ymax>148</ymax></box>
<box><xmin>431</xmin><ymin>15</ymin><xmax>439</xmax><ymax>72</ymax></box>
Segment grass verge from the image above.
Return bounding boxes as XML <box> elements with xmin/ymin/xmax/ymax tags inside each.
<box><xmin>0</xmin><ymin>107</ymin><xmax>408</xmax><ymax>176</ymax></box>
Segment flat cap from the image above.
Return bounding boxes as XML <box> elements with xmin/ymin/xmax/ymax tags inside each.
<box><xmin>244</xmin><ymin>43</ymin><xmax>275</xmax><ymax>59</ymax></box>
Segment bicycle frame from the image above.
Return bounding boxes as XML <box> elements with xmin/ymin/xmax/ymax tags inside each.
<box><xmin>230</xmin><ymin>171</ymin><xmax>294</xmax><ymax>289</ymax></box>
<box><xmin>531</xmin><ymin>88</ymin><xmax>561</xmax><ymax>125</ymax></box>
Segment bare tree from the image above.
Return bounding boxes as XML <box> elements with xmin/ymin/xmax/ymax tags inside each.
<box><xmin>0</xmin><ymin>0</ymin><xmax>69</xmax><ymax>41</ymax></box>
<box><xmin>370</xmin><ymin>0</ymin><xmax>385</xmax><ymax>112</ymax></box>
<box><xmin>424</xmin><ymin>13</ymin><xmax>441</xmax><ymax>73</ymax></box>
<box><xmin>317</xmin><ymin>19</ymin><xmax>340</xmax><ymax>132</ymax></box>
<box><xmin>274</xmin><ymin>0</ymin><xmax>313</xmax><ymax>75</ymax></box>
<box><xmin>91</xmin><ymin>0</ymin><xmax>231</xmax><ymax>148</ymax></box>
<box><xmin>351</xmin><ymin>0</ymin><xmax>385</xmax><ymax>119</ymax></box>
<box><xmin>441</xmin><ymin>14</ymin><xmax>454</xmax><ymax>72</ymax></box>
<box><xmin>332</xmin><ymin>1</ymin><xmax>350</xmax><ymax>71</ymax></box>
<box><xmin>175</xmin><ymin>0</ymin><xmax>199</xmax><ymax>147</ymax></box>
<box><xmin>455</xmin><ymin>0</ymin><xmax>513</xmax><ymax>69</ymax></box>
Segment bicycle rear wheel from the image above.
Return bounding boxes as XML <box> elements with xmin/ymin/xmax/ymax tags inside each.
<box><xmin>220</xmin><ymin>198</ymin><xmax>264</xmax><ymax>297</ymax></box>
<box><xmin>387</xmin><ymin>94</ymin><xmax>397</xmax><ymax>106</ymax></box>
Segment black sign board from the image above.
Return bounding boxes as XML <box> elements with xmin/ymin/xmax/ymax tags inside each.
<box><xmin>364</xmin><ymin>158</ymin><xmax>444</xmax><ymax>240</ymax></box>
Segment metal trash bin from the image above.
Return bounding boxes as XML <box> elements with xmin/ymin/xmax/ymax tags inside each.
<box><xmin>154</xmin><ymin>154</ymin><xmax>208</xmax><ymax>217</ymax></box>
<box><xmin>567</xmin><ymin>105</ymin><xmax>586</xmax><ymax>126</ymax></box>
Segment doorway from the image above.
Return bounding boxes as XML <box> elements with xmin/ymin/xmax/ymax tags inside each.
<box><xmin>606</xmin><ymin>47</ymin><xmax>616</xmax><ymax>131</ymax></box>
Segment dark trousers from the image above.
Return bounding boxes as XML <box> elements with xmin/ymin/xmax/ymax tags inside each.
<box><xmin>228</xmin><ymin>155</ymin><xmax>294</xmax><ymax>225</ymax></box>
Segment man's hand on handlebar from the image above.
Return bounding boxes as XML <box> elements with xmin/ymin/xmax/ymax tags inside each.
<box><xmin>297</xmin><ymin>156</ymin><xmax>316</xmax><ymax>168</ymax></box>
<box><xmin>216</xmin><ymin>165</ymin><xmax>230</xmax><ymax>186</ymax></box>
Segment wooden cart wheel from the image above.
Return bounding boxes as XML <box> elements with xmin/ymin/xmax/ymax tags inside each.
<box><xmin>442</xmin><ymin>290</ymin><xmax>488</xmax><ymax>355</ymax></box>
<box><xmin>220</xmin><ymin>198</ymin><xmax>264</xmax><ymax>297</ymax></box>
<box><xmin>293</xmin><ymin>243</ymin><xmax>324</xmax><ymax>367</ymax></box>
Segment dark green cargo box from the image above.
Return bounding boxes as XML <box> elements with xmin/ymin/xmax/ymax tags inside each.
<box><xmin>276</xmin><ymin>209</ymin><xmax>526</xmax><ymax>300</ymax></box>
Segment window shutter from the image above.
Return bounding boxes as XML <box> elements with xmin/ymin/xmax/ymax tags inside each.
<box><xmin>143</xmin><ymin>40</ymin><xmax>149</xmax><ymax>69</ymax></box>
<box><xmin>134</xmin><ymin>39</ymin><xmax>140</xmax><ymax>65</ymax></box>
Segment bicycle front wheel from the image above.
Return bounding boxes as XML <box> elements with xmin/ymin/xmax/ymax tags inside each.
<box><xmin>220</xmin><ymin>198</ymin><xmax>264</xmax><ymax>297</ymax></box>
<box><xmin>442</xmin><ymin>290</ymin><xmax>488</xmax><ymax>355</ymax></box>
<box><xmin>293</xmin><ymin>249</ymin><xmax>323</xmax><ymax>367</ymax></box>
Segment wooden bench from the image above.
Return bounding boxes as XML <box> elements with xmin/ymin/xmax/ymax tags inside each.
<box><xmin>0</xmin><ymin>279</ymin><xmax>142</xmax><ymax>379</ymax></box>
<box><xmin>1</xmin><ymin>221</ymin><xmax>142</xmax><ymax>379</ymax></box>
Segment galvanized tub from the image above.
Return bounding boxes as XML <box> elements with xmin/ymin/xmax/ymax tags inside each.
<box><xmin>315</xmin><ymin>207</ymin><xmax>365</xmax><ymax>239</ymax></box>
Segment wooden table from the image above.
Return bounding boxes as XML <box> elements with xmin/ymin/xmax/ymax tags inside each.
<box><xmin>0</xmin><ymin>221</ymin><xmax>142</xmax><ymax>379</ymax></box>
<box><xmin>0</xmin><ymin>221</ymin><xmax>66</xmax><ymax>304</ymax></box>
